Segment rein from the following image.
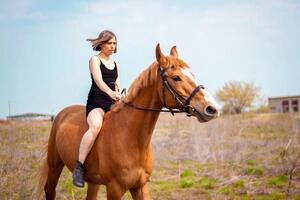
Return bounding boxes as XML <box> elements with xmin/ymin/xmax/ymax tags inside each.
<box><xmin>121</xmin><ymin>65</ymin><xmax>204</xmax><ymax>117</ymax></box>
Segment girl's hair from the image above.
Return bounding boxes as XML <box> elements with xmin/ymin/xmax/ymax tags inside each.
<box><xmin>87</xmin><ymin>30</ymin><xmax>117</xmax><ymax>52</ymax></box>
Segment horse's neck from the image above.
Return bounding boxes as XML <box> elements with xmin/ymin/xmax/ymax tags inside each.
<box><xmin>117</xmin><ymin>84</ymin><xmax>162</xmax><ymax>151</ymax></box>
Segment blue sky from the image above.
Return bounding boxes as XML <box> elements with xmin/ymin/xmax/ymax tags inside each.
<box><xmin>0</xmin><ymin>0</ymin><xmax>299</xmax><ymax>118</ymax></box>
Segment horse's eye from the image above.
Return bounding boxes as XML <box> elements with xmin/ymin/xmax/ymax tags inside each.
<box><xmin>172</xmin><ymin>76</ymin><xmax>181</xmax><ymax>82</ymax></box>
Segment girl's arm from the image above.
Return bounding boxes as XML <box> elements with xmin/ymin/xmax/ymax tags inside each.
<box><xmin>115</xmin><ymin>63</ymin><xmax>121</xmax><ymax>92</ymax></box>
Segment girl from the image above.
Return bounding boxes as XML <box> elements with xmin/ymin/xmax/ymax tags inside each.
<box><xmin>73</xmin><ymin>30</ymin><xmax>122</xmax><ymax>187</ymax></box>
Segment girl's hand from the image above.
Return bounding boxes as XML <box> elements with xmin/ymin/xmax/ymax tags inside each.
<box><xmin>109</xmin><ymin>91</ymin><xmax>122</xmax><ymax>101</ymax></box>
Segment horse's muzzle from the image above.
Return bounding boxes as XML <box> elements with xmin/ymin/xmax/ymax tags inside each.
<box><xmin>204</xmin><ymin>105</ymin><xmax>218</xmax><ymax>117</ymax></box>
<box><xmin>194</xmin><ymin>105</ymin><xmax>219</xmax><ymax>122</ymax></box>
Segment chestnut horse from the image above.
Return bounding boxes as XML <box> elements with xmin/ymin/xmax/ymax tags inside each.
<box><xmin>36</xmin><ymin>44</ymin><xmax>219</xmax><ymax>200</ymax></box>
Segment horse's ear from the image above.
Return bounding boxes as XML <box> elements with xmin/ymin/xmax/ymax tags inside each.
<box><xmin>155</xmin><ymin>43</ymin><xmax>167</xmax><ymax>66</ymax></box>
<box><xmin>170</xmin><ymin>46</ymin><xmax>178</xmax><ymax>57</ymax></box>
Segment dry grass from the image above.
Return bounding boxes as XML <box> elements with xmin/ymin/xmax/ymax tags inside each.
<box><xmin>0</xmin><ymin>113</ymin><xmax>300</xmax><ymax>199</ymax></box>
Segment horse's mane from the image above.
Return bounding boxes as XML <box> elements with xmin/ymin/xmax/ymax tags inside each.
<box><xmin>111</xmin><ymin>57</ymin><xmax>188</xmax><ymax>112</ymax></box>
<box><xmin>126</xmin><ymin>62</ymin><xmax>159</xmax><ymax>102</ymax></box>
<box><xmin>111</xmin><ymin>61</ymin><xmax>158</xmax><ymax>112</ymax></box>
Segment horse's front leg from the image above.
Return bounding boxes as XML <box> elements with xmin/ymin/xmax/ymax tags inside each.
<box><xmin>106</xmin><ymin>181</ymin><xmax>126</xmax><ymax>200</ymax></box>
<box><xmin>130</xmin><ymin>184</ymin><xmax>150</xmax><ymax>200</ymax></box>
<box><xmin>86</xmin><ymin>182</ymin><xmax>100</xmax><ymax>200</ymax></box>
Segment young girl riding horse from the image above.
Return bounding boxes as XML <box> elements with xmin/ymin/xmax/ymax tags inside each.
<box><xmin>73</xmin><ymin>30</ymin><xmax>122</xmax><ymax>187</ymax></box>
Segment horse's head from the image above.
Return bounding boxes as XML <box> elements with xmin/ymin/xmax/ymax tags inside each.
<box><xmin>156</xmin><ymin>44</ymin><xmax>220</xmax><ymax>122</ymax></box>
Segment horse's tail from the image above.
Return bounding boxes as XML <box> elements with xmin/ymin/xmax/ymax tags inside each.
<box><xmin>35</xmin><ymin>150</ymin><xmax>48</xmax><ymax>200</ymax></box>
<box><xmin>35</xmin><ymin>116</ymin><xmax>58</xmax><ymax>199</ymax></box>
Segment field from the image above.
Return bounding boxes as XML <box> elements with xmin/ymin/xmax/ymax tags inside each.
<box><xmin>1</xmin><ymin>112</ymin><xmax>300</xmax><ymax>199</ymax></box>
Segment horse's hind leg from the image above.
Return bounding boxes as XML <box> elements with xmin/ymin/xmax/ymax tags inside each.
<box><xmin>45</xmin><ymin>164</ymin><xmax>64</xmax><ymax>200</ymax></box>
<box><xmin>44</xmin><ymin>146</ymin><xmax>65</xmax><ymax>200</ymax></box>
<box><xmin>86</xmin><ymin>182</ymin><xmax>100</xmax><ymax>200</ymax></box>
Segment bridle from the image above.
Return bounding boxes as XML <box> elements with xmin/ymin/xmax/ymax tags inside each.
<box><xmin>122</xmin><ymin>65</ymin><xmax>205</xmax><ymax>117</ymax></box>
<box><xmin>158</xmin><ymin>66</ymin><xmax>205</xmax><ymax>116</ymax></box>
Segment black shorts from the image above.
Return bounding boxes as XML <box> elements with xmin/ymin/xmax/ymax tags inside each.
<box><xmin>86</xmin><ymin>93</ymin><xmax>114</xmax><ymax>117</ymax></box>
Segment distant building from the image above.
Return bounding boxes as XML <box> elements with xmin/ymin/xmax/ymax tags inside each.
<box><xmin>6</xmin><ymin>113</ymin><xmax>54</xmax><ymax>121</ymax></box>
<box><xmin>268</xmin><ymin>95</ymin><xmax>300</xmax><ymax>113</ymax></box>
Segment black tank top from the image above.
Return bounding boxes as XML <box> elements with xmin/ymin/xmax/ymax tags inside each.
<box><xmin>89</xmin><ymin>59</ymin><xmax>118</xmax><ymax>95</ymax></box>
<box><xmin>86</xmin><ymin>58</ymin><xmax>118</xmax><ymax>116</ymax></box>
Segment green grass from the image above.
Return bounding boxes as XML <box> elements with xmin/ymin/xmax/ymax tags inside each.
<box><xmin>197</xmin><ymin>177</ymin><xmax>217</xmax><ymax>190</ymax></box>
<box><xmin>180</xmin><ymin>177</ymin><xmax>195</xmax><ymax>188</ymax></box>
<box><xmin>150</xmin><ymin>180</ymin><xmax>178</xmax><ymax>192</ymax></box>
<box><xmin>218</xmin><ymin>186</ymin><xmax>232</xmax><ymax>195</ymax></box>
<box><xmin>268</xmin><ymin>175</ymin><xmax>288</xmax><ymax>187</ymax></box>
<box><xmin>246</xmin><ymin>159</ymin><xmax>257</xmax><ymax>166</ymax></box>
<box><xmin>239</xmin><ymin>196</ymin><xmax>251</xmax><ymax>200</ymax></box>
<box><xmin>233</xmin><ymin>180</ymin><xmax>245</xmax><ymax>188</ymax></box>
<box><xmin>179</xmin><ymin>169</ymin><xmax>195</xmax><ymax>188</ymax></box>
<box><xmin>256</xmin><ymin>192</ymin><xmax>285</xmax><ymax>200</ymax></box>
<box><xmin>244</xmin><ymin>166</ymin><xmax>264</xmax><ymax>176</ymax></box>
<box><xmin>180</xmin><ymin>169</ymin><xmax>194</xmax><ymax>178</ymax></box>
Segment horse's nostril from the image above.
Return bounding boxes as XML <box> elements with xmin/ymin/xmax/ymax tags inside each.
<box><xmin>205</xmin><ymin>105</ymin><xmax>217</xmax><ymax>115</ymax></box>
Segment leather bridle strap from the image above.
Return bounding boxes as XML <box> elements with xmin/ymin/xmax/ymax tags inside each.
<box><xmin>158</xmin><ymin>66</ymin><xmax>204</xmax><ymax>114</ymax></box>
<box><xmin>186</xmin><ymin>85</ymin><xmax>204</xmax><ymax>105</ymax></box>
<box><xmin>121</xmin><ymin>65</ymin><xmax>205</xmax><ymax>117</ymax></box>
<box><xmin>159</xmin><ymin>67</ymin><xmax>188</xmax><ymax>115</ymax></box>
<box><xmin>121</xmin><ymin>100</ymin><xmax>183</xmax><ymax>113</ymax></box>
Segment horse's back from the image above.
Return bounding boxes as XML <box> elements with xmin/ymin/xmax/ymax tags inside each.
<box><xmin>54</xmin><ymin>105</ymin><xmax>86</xmax><ymax>124</ymax></box>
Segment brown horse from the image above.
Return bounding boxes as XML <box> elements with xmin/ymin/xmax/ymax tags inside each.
<box><xmin>36</xmin><ymin>44</ymin><xmax>219</xmax><ymax>200</ymax></box>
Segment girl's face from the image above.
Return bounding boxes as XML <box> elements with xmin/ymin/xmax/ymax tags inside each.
<box><xmin>101</xmin><ymin>37</ymin><xmax>117</xmax><ymax>56</ymax></box>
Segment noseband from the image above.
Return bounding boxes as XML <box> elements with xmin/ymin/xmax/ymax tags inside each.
<box><xmin>158</xmin><ymin>66</ymin><xmax>204</xmax><ymax>116</ymax></box>
<box><xmin>122</xmin><ymin>65</ymin><xmax>204</xmax><ymax>117</ymax></box>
